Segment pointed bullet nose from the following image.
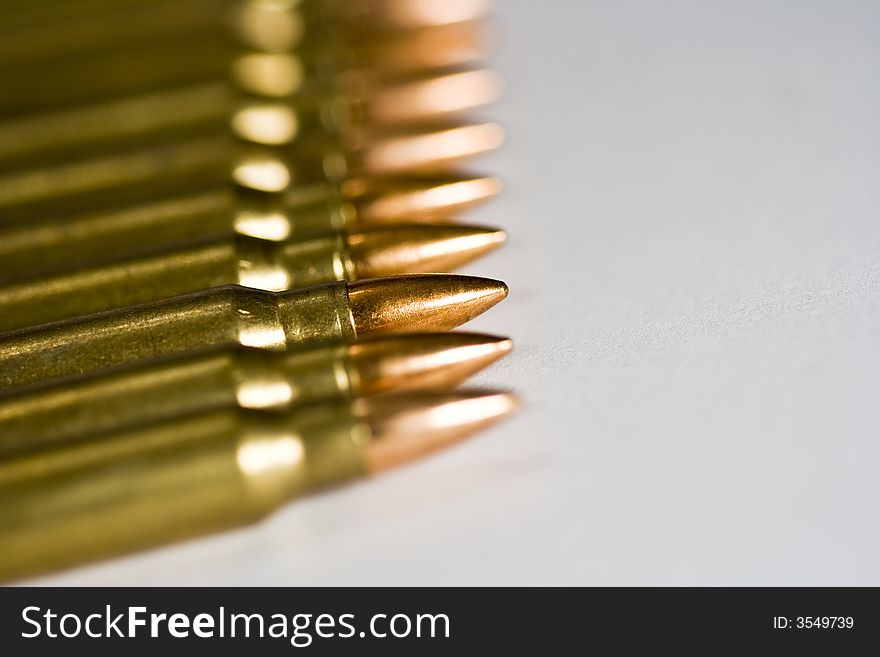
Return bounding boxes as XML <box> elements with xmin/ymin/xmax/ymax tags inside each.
<box><xmin>339</xmin><ymin>0</ymin><xmax>491</xmax><ymax>29</ymax></box>
<box><xmin>360</xmin><ymin>21</ymin><xmax>491</xmax><ymax>74</ymax></box>
<box><xmin>357</xmin><ymin>122</ymin><xmax>505</xmax><ymax>174</ymax></box>
<box><xmin>348</xmin><ymin>273</ymin><xmax>508</xmax><ymax>335</ymax></box>
<box><xmin>348</xmin><ymin>331</ymin><xmax>513</xmax><ymax>395</ymax></box>
<box><xmin>347</xmin><ymin>173</ymin><xmax>503</xmax><ymax>222</ymax></box>
<box><xmin>347</xmin><ymin>223</ymin><xmax>506</xmax><ymax>278</ymax></box>
<box><xmin>356</xmin><ymin>391</ymin><xmax>519</xmax><ymax>473</ymax></box>
<box><xmin>365</xmin><ymin>69</ymin><xmax>505</xmax><ymax>124</ymax></box>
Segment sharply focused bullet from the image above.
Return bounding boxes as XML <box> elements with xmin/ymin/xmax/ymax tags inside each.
<box><xmin>0</xmin><ymin>274</ymin><xmax>509</xmax><ymax>388</ymax></box>
<box><xmin>0</xmin><ymin>391</ymin><xmax>518</xmax><ymax>582</ymax></box>
<box><xmin>0</xmin><ymin>333</ymin><xmax>513</xmax><ymax>456</ymax></box>
<box><xmin>0</xmin><ymin>173</ymin><xmax>502</xmax><ymax>278</ymax></box>
<box><xmin>0</xmin><ymin>223</ymin><xmax>506</xmax><ymax>332</ymax></box>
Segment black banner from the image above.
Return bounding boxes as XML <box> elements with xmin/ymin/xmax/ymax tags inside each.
<box><xmin>0</xmin><ymin>587</ymin><xmax>876</xmax><ymax>653</ymax></box>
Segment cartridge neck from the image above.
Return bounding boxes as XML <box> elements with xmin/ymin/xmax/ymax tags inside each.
<box><xmin>285</xmin><ymin>187</ymin><xmax>356</xmax><ymax>238</ymax></box>
<box><xmin>232</xmin><ymin>183</ymin><xmax>354</xmax><ymax>242</ymax></box>
<box><xmin>232</xmin><ymin>232</ymin><xmax>352</xmax><ymax>292</ymax></box>
<box><xmin>231</xmin><ymin>344</ymin><xmax>355</xmax><ymax>411</ymax></box>
<box><xmin>274</xmin><ymin>280</ymin><xmax>356</xmax><ymax>347</ymax></box>
<box><xmin>236</xmin><ymin>407</ymin><xmax>368</xmax><ymax>509</ymax></box>
<box><xmin>279</xmin><ymin>231</ymin><xmax>355</xmax><ymax>287</ymax></box>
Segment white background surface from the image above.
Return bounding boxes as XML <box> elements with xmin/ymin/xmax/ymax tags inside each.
<box><xmin>40</xmin><ymin>0</ymin><xmax>880</xmax><ymax>585</ymax></box>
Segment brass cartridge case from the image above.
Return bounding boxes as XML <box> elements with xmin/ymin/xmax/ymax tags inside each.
<box><xmin>0</xmin><ymin>0</ymin><xmax>232</xmax><ymax>66</ymax></box>
<box><xmin>0</xmin><ymin>3</ymin><xmax>489</xmax><ymax>117</ymax></box>
<box><xmin>0</xmin><ymin>391</ymin><xmax>517</xmax><ymax>582</ymax></box>
<box><xmin>0</xmin><ymin>403</ymin><xmax>368</xmax><ymax>581</ymax></box>
<box><xmin>0</xmin><ymin>173</ymin><xmax>500</xmax><ymax>278</ymax></box>
<box><xmin>0</xmin><ymin>67</ymin><xmax>502</xmax><ymax>169</ymax></box>
<box><xmin>0</xmin><ymin>332</ymin><xmax>512</xmax><ymax>456</ymax></box>
<box><xmin>0</xmin><ymin>121</ymin><xmax>503</xmax><ymax>221</ymax></box>
<box><xmin>0</xmin><ymin>283</ymin><xmax>354</xmax><ymax>388</ymax></box>
<box><xmin>0</xmin><ymin>233</ymin><xmax>353</xmax><ymax>333</ymax></box>
<box><xmin>0</xmin><ymin>222</ymin><xmax>504</xmax><ymax>332</ymax></box>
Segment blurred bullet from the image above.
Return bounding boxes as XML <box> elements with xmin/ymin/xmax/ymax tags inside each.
<box><xmin>0</xmin><ymin>223</ymin><xmax>506</xmax><ymax>332</ymax></box>
<box><xmin>0</xmin><ymin>332</ymin><xmax>513</xmax><ymax>456</ymax></box>
<box><xmin>0</xmin><ymin>391</ymin><xmax>517</xmax><ymax>582</ymax></box>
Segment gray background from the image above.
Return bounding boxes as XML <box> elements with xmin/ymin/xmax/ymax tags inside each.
<box><xmin>39</xmin><ymin>0</ymin><xmax>880</xmax><ymax>585</ymax></box>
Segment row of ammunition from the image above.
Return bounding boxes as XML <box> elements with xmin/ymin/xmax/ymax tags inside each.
<box><xmin>0</xmin><ymin>0</ymin><xmax>515</xmax><ymax>581</ymax></box>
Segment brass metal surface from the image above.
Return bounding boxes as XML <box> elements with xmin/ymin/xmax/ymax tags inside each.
<box><xmin>0</xmin><ymin>122</ymin><xmax>503</xmax><ymax>216</ymax></box>
<box><xmin>0</xmin><ymin>223</ymin><xmax>504</xmax><ymax>332</ymax></box>
<box><xmin>0</xmin><ymin>174</ymin><xmax>500</xmax><ymax>278</ymax></box>
<box><xmin>0</xmin><ymin>391</ymin><xmax>516</xmax><ymax>582</ymax></box>
<box><xmin>0</xmin><ymin>283</ymin><xmax>353</xmax><ymax>389</ymax></box>
<box><xmin>0</xmin><ymin>404</ymin><xmax>368</xmax><ymax>581</ymax></box>
<box><xmin>0</xmin><ymin>333</ymin><xmax>512</xmax><ymax>456</ymax></box>
<box><xmin>0</xmin><ymin>10</ymin><xmax>490</xmax><ymax>116</ymax></box>
<box><xmin>0</xmin><ymin>0</ymin><xmax>511</xmax><ymax>585</ymax></box>
<box><xmin>0</xmin><ymin>132</ymin><xmax>233</xmax><ymax>221</ymax></box>
<box><xmin>0</xmin><ymin>0</ymin><xmax>230</xmax><ymax>65</ymax></box>
<box><xmin>0</xmin><ymin>67</ymin><xmax>502</xmax><ymax>168</ymax></box>
<box><xmin>0</xmin><ymin>274</ymin><xmax>506</xmax><ymax>388</ymax></box>
<box><xmin>0</xmin><ymin>32</ymin><xmax>234</xmax><ymax>117</ymax></box>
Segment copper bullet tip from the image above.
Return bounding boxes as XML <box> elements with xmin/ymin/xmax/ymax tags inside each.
<box><xmin>357</xmin><ymin>20</ymin><xmax>490</xmax><ymax>74</ymax></box>
<box><xmin>347</xmin><ymin>223</ymin><xmax>506</xmax><ymax>278</ymax></box>
<box><xmin>358</xmin><ymin>122</ymin><xmax>505</xmax><ymax>174</ymax></box>
<box><xmin>356</xmin><ymin>391</ymin><xmax>519</xmax><ymax>473</ymax></box>
<box><xmin>346</xmin><ymin>173</ymin><xmax>503</xmax><ymax>221</ymax></box>
<box><xmin>348</xmin><ymin>331</ymin><xmax>513</xmax><ymax>395</ymax></box>
<box><xmin>339</xmin><ymin>0</ymin><xmax>491</xmax><ymax>28</ymax></box>
<box><xmin>365</xmin><ymin>69</ymin><xmax>505</xmax><ymax>124</ymax></box>
<box><xmin>348</xmin><ymin>273</ymin><xmax>509</xmax><ymax>335</ymax></box>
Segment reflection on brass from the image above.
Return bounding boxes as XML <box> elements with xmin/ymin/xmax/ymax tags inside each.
<box><xmin>231</xmin><ymin>0</ymin><xmax>306</xmax><ymax>53</ymax></box>
<box><xmin>0</xmin><ymin>223</ymin><xmax>506</xmax><ymax>332</ymax></box>
<box><xmin>0</xmin><ymin>333</ymin><xmax>512</xmax><ymax>456</ymax></box>
<box><xmin>0</xmin><ymin>391</ymin><xmax>516</xmax><ymax>582</ymax></box>
<box><xmin>0</xmin><ymin>274</ymin><xmax>507</xmax><ymax>388</ymax></box>
<box><xmin>232</xmin><ymin>52</ymin><xmax>306</xmax><ymax>98</ymax></box>
<box><xmin>0</xmin><ymin>174</ymin><xmax>500</xmax><ymax>279</ymax></box>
